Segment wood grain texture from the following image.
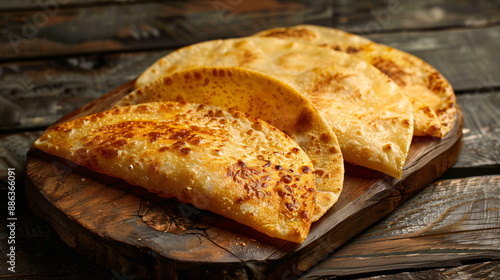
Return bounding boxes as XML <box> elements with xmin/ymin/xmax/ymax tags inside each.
<box><xmin>0</xmin><ymin>50</ymin><xmax>171</xmax><ymax>130</ymax></box>
<box><xmin>0</xmin><ymin>131</ymin><xmax>42</xmax><ymax>179</ymax></box>
<box><xmin>302</xmin><ymin>175</ymin><xmax>500</xmax><ymax>279</ymax></box>
<box><xmin>0</xmin><ymin>0</ymin><xmax>332</xmax><ymax>60</ymax></box>
<box><xmin>23</xmin><ymin>78</ymin><xmax>463</xmax><ymax>279</ymax></box>
<box><xmin>355</xmin><ymin>261</ymin><xmax>500</xmax><ymax>280</ymax></box>
<box><xmin>334</xmin><ymin>0</ymin><xmax>500</xmax><ymax>33</ymax></box>
<box><xmin>455</xmin><ymin>92</ymin><xmax>500</xmax><ymax>168</ymax></box>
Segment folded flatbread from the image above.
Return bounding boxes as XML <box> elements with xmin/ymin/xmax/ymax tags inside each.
<box><xmin>117</xmin><ymin>67</ymin><xmax>343</xmax><ymax>220</ymax></box>
<box><xmin>135</xmin><ymin>38</ymin><xmax>413</xmax><ymax>178</ymax></box>
<box><xmin>255</xmin><ymin>24</ymin><xmax>456</xmax><ymax>138</ymax></box>
<box><xmin>34</xmin><ymin>102</ymin><xmax>317</xmax><ymax>243</ymax></box>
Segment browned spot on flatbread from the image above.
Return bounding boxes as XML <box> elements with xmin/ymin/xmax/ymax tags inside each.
<box><xmin>325</xmin><ymin>44</ymin><xmax>342</xmax><ymax>51</ymax></box>
<box><xmin>228</xmin><ymin>160</ymin><xmax>270</xmax><ymax>200</ymax></box>
<box><xmin>238</xmin><ymin>49</ymin><xmax>258</xmax><ymax>66</ymax></box>
<box><xmin>311</xmin><ymin>72</ymin><xmax>353</xmax><ymax>94</ymax></box>
<box><xmin>194</xmin><ymin>71</ymin><xmax>202</xmax><ymax>80</ymax></box>
<box><xmin>371</xmin><ymin>57</ymin><xmax>408</xmax><ymax>87</ymax></box>
<box><xmin>295</xmin><ymin>109</ymin><xmax>314</xmax><ymax>132</ymax></box>
<box><xmin>262</xmin><ymin>28</ymin><xmax>317</xmax><ymax>41</ymax></box>
<box><xmin>320</xmin><ymin>133</ymin><xmax>332</xmax><ymax>143</ymax></box>
<box><xmin>427</xmin><ymin>71</ymin><xmax>447</xmax><ymax>94</ymax></box>
<box><xmin>163</xmin><ymin>77</ymin><xmax>173</xmax><ymax>85</ymax></box>
<box><xmin>97</xmin><ymin>147</ymin><xmax>118</xmax><ymax>159</ymax></box>
<box><xmin>346</xmin><ymin>46</ymin><xmax>359</xmax><ymax>53</ymax></box>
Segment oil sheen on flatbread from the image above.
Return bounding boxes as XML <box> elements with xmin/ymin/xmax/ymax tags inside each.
<box><xmin>135</xmin><ymin>38</ymin><xmax>414</xmax><ymax>178</ymax></box>
<box><xmin>255</xmin><ymin>24</ymin><xmax>456</xmax><ymax>138</ymax></box>
<box><xmin>117</xmin><ymin>67</ymin><xmax>343</xmax><ymax>219</ymax></box>
<box><xmin>34</xmin><ymin>102</ymin><xmax>317</xmax><ymax>243</ymax></box>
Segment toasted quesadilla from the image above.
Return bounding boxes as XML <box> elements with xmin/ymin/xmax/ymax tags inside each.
<box><xmin>117</xmin><ymin>67</ymin><xmax>343</xmax><ymax>220</ymax></box>
<box><xmin>255</xmin><ymin>24</ymin><xmax>456</xmax><ymax>138</ymax></box>
<box><xmin>34</xmin><ymin>102</ymin><xmax>317</xmax><ymax>243</ymax></box>
<box><xmin>135</xmin><ymin>38</ymin><xmax>414</xmax><ymax>178</ymax></box>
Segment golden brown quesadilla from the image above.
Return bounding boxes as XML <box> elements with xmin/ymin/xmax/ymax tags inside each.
<box><xmin>135</xmin><ymin>38</ymin><xmax>414</xmax><ymax>178</ymax></box>
<box><xmin>117</xmin><ymin>67</ymin><xmax>344</xmax><ymax>219</ymax></box>
<box><xmin>255</xmin><ymin>24</ymin><xmax>456</xmax><ymax>138</ymax></box>
<box><xmin>34</xmin><ymin>102</ymin><xmax>317</xmax><ymax>243</ymax></box>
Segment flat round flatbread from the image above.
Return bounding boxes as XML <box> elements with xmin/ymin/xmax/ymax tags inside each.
<box><xmin>34</xmin><ymin>102</ymin><xmax>317</xmax><ymax>243</ymax></box>
<box><xmin>135</xmin><ymin>37</ymin><xmax>414</xmax><ymax>178</ymax></box>
<box><xmin>117</xmin><ymin>67</ymin><xmax>343</xmax><ymax>220</ymax></box>
<box><xmin>255</xmin><ymin>24</ymin><xmax>456</xmax><ymax>138</ymax></box>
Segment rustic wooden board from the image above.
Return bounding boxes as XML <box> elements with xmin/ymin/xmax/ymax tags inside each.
<box><xmin>3</xmin><ymin>0</ymin><xmax>499</xmax><ymax>60</ymax></box>
<box><xmin>302</xmin><ymin>175</ymin><xmax>500</xmax><ymax>279</ymax></box>
<box><xmin>334</xmin><ymin>0</ymin><xmax>500</xmax><ymax>34</ymax></box>
<box><xmin>23</xmin><ymin>78</ymin><xmax>463</xmax><ymax>279</ymax></box>
<box><xmin>349</xmin><ymin>261</ymin><xmax>500</xmax><ymax>280</ymax></box>
<box><xmin>0</xmin><ymin>0</ymin><xmax>333</xmax><ymax>60</ymax></box>
<box><xmin>0</xmin><ymin>51</ymin><xmax>171</xmax><ymax>130</ymax></box>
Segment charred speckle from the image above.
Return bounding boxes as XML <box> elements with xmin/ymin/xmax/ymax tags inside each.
<box><xmin>76</xmin><ymin>148</ymin><xmax>87</xmax><ymax>158</ymax></box>
<box><xmin>372</xmin><ymin>57</ymin><xmax>408</xmax><ymax>87</ymax></box>
<box><xmin>180</xmin><ymin>147</ymin><xmax>192</xmax><ymax>155</ymax></box>
<box><xmin>171</xmin><ymin>141</ymin><xmax>186</xmax><ymax>149</ymax></box>
<box><xmin>98</xmin><ymin>147</ymin><xmax>118</xmax><ymax>159</ymax></box>
<box><xmin>281</xmin><ymin>175</ymin><xmax>293</xmax><ymax>184</ymax></box>
<box><xmin>295</xmin><ymin>110</ymin><xmax>314</xmax><ymax>131</ymax></box>
<box><xmin>314</xmin><ymin>169</ymin><xmax>325</xmax><ymax>176</ymax></box>
<box><xmin>346</xmin><ymin>46</ymin><xmax>359</xmax><ymax>53</ymax></box>
<box><xmin>54</xmin><ymin>125</ymin><xmax>72</xmax><ymax>133</ymax></box>
<box><xmin>285</xmin><ymin>202</ymin><xmax>298</xmax><ymax>212</ymax></box>
<box><xmin>202</xmin><ymin>78</ymin><xmax>210</xmax><ymax>86</ymax></box>
<box><xmin>169</xmin><ymin>130</ymin><xmax>191</xmax><ymax>140</ymax></box>
<box><xmin>251</xmin><ymin>121</ymin><xmax>263</xmax><ymax>131</ymax></box>
<box><xmin>147</xmin><ymin>132</ymin><xmax>163</xmax><ymax>142</ymax></box>
<box><xmin>263</xmin><ymin>28</ymin><xmax>316</xmax><ymax>40</ymax></box>
<box><xmin>320</xmin><ymin>133</ymin><xmax>332</xmax><ymax>143</ymax></box>
<box><xmin>275</xmin><ymin>165</ymin><xmax>283</xmax><ymax>170</ymax></box>
<box><xmin>111</xmin><ymin>139</ymin><xmax>127</xmax><ymax>147</ymax></box>
<box><xmin>158</xmin><ymin>147</ymin><xmax>169</xmax><ymax>152</ymax></box>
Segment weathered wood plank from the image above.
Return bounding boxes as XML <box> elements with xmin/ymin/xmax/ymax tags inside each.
<box><xmin>301</xmin><ymin>175</ymin><xmax>500</xmax><ymax>279</ymax></box>
<box><xmin>354</xmin><ymin>261</ymin><xmax>500</xmax><ymax>280</ymax></box>
<box><xmin>367</xmin><ymin>26</ymin><xmax>500</xmax><ymax>91</ymax></box>
<box><xmin>0</xmin><ymin>50</ymin><xmax>171</xmax><ymax>130</ymax></box>
<box><xmin>0</xmin><ymin>0</ymin><xmax>333</xmax><ymax>60</ymax></box>
<box><xmin>455</xmin><ymin>92</ymin><xmax>500</xmax><ymax>168</ymax></box>
<box><xmin>0</xmin><ymin>131</ymin><xmax>42</xmax><ymax>179</ymax></box>
<box><xmin>0</xmin><ymin>217</ymin><xmax>115</xmax><ymax>279</ymax></box>
<box><xmin>334</xmin><ymin>0</ymin><xmax>500</xmax><ymax>34</ymax></box>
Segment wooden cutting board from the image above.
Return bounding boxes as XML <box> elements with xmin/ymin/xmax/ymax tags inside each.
<box><xmin>25</xmin><ymin>80</ymin><xmax>463</xmax><ymax>280</ymax></box>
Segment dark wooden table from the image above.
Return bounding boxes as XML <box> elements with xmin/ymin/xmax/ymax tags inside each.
<box><xmin>1</xmin><ymin>1</ymin><xmax>499</xmax><ymax>279</ymax></box>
